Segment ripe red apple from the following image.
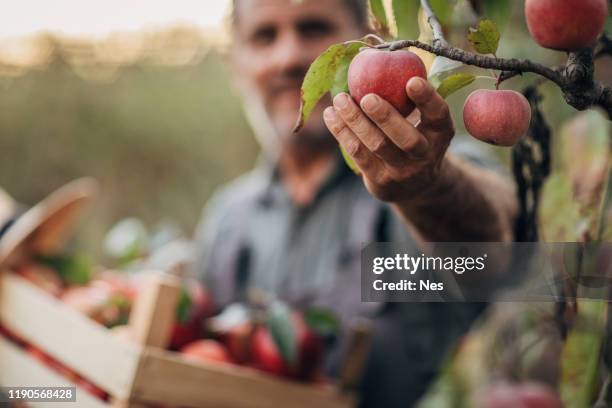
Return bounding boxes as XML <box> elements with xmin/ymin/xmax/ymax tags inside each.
<box><xmin>60</xmin><ymin>281</ymin><xmax>131</xmax><ymax>328</ymax></box>
<box><xmin>525</xmin><ymin>0</ymin><xmax>608</xmax><ymax>51</ymax></box>
<box><xmin>180</xmin><ymin>339</ymin><xmax>233</xmax><ymax>365</ymax></box>
<box><xmin>475</xmin><ymin>382</ymin><xmax>563</xmax><ymax>408</ymax></box>
<box><xmin>250</xmin><ymin>327</ymin><xmax>287</xmax><ymax>376</ymax></box>
<box><xmin>169</xmin><ymin>279</ymin><xmax>214</xmax><ymax>350</ymax></box>
<box><xmin>250</xmin><ymin>314</ymin><xmax>324</xmax><ymax>381</ymax></box>
<box><xmin>463</xmin><ymin>89</ymin><xmax>531</xmax><ymax>146</ymax></box>
<box><xmin>348</xmin><ymin>49</ymin><xmax>427</xmax><ymax>117</ymax></box>
<box><xmin>222</xmin><ymin>322</ymin><xmax>254</xmax><ymax>364</ymax></box>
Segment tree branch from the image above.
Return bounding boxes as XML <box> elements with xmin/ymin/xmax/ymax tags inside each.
<box><xmin>375</xmin><ymin>16</ymin><xmax>612</xmax><ymax>119</ymax></box>
<box><xmin>420</xmin><ymin>0</ymin><xmax>447</xmax><ymax>47</ymax></box>
<box><xmin>376</xmin><ymin>39</ymin><xmax>563</xmax><ymax>84</ymax></box>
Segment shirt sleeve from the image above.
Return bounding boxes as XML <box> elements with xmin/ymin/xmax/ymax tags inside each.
<box><xmin>190</xmin><ymin>190</ymin><xmax>239</xmax><ymax>309</ymax></box>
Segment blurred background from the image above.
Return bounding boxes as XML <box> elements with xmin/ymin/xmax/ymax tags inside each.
<box><xmin>0</xmin><ymin>0</ymin><xmax>607</xmax><ymax>259</ymax></box>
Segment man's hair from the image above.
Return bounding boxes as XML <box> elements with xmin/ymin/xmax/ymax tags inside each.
<box><xmin>231</xmin><ymin>0</ymin><xmax>369</xmax><ymax>28</ymax></box>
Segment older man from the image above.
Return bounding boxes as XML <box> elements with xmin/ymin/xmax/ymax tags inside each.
<box><xmin>193</xmin><ymin>0</ymin><xmax>517</xmax><ymax>406</ymax></box>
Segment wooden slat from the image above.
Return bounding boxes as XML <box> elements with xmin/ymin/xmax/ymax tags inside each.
<box><xmin>0</xmin><ymin>336</ymin><xmax>109</xmax><ymax>408</ymax></box>
<box><xmin>0</xmin><ymin>273</ymin><xmax>141</xmax><ymax>399</ymax></box>
<box><xmin>132</xmin><ymin>348</ymin><xmax>354</xmax><ymax>408</ymax></box>
<box><xmin>128</xmin><ymin>273</ymin><xmax>181</xmax><ymax>348</ymax></box>
<box><xmin>111</xmin><ymin>273</ymin><xmax>182</xmax><ymax>408</ymax></box>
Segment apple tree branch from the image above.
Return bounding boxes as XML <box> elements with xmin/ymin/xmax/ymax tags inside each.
<box><xmin>375</xmin><ymin>0</ymin><xmax>612</xmax><ymax>120</ymax></box>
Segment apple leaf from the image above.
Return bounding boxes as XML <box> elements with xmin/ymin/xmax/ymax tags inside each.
<box><xmin>369</xmin><ymin>0</ymin><xmax>388</xmax><ymax>30</ymax></box>
<box><xmin>540</xmin><ymin>111</ymin><xmax>611</xmax><ymax>242</ymax></box>
<box><xmin>392</xmin><ymin>0</ymin><xmax>421</xmax><ymax>40</ymax></box>
<box><xmin>267</xmin><ymin>301</ymin><xmax>298</xmax><ymax>367</ymax></box>
<box><xmin>539</xmin><ymin>175</ymin><xmax>584</xmax><ymax>242</ymax></box>
<box><xmin>176</xmin><ymin>287</ymin><xmax>192</xmax><ymax>324</ymax></box>
<box><xmin>294</xmin><ymin>42</ymin><xmax>362</xmax><ymax>132</ymax></box>
<box><xmin>304</xmin><ymin>308</ymin><xmax>340</xmax><ymax>338</ymax></box>
<box><xmin>560</xmin><ymin>300</ymin><xmax>607</xmax><ymax>408</ymax></box>
<box><xmin>467</xmin><ymin>19</ymin><xmax>500</xmax><ymax>55</ymax></box>
<box><xmin>436</xmin><ymin>73</ymin><xmax>475</xmax><ymax>99</ymax></box>
<box><xmin>340</xmin><ymin>145</ymin><xmax>360</xmax><ymax>175</ymax></box>
<box><xmin>36</xmin><ymin>254</ymin><xmax>93</xmax><ymax>285</ymax></box>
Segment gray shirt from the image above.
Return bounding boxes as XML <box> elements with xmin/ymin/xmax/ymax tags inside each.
<box><xmin>193</xmin><ymin>137</ymin><xmax>499</xmax><ymax>407</ymax></box>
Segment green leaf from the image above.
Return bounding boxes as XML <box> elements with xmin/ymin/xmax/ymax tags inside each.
<box><xmin>369</xmin><ymin>0</ymin><xmax>388</xmax><ymax>29</ymax></box>
<box><xmin>556</xmin><ymin>111</ymin><xmax>611</xmax><ymax>239</ymax></box>
<box><xmin>176</xmin><ymin>287</ymin><xmax>192</xmax><ymax>324</ymax></box>
<box><xmin>340</xmin><ymin>145</ymin><xmax>360</xmax><ymax>175</ymax></box>
<box><xmin>477</xmin><ymin>0</ymin><xmax>513</xmax><ymax>32</ymax></box>
<box><xmin>36</xmin><ymin>254</ymin><xmax>93</xmax><ymax>285</ymax></box>
<box><xmin>267</xmin><ymin>301</ymin><xmax>298</xmax><ymax>367</ymax></box>
<box><xmin>436</xmin><ymin>73</ymin><xmax>475</xmax><ymax>99</ymax></box>
<box><xmin>392</xmin><ymin>0</ymin><xmax>420</xmax><ymax>40</ymax></box>
<box><xmin>560</xmin><ymin>300</ymin><xmax>607</xmax><ymax>408</ymax></box>
<box><xmin>467</xmin><ymin>19</ymin><xmax>500</xmax><ymax>55</ymax></box>
<box><xmin>330</xmin><ymin>45</ymin><xmax>361</xmax><ymax>97</ymax></box>
<box><xmin>294</xmin><ymin>42</ymin><xmax>362</xmax><ymax>132</ymax></box>
<box><xmin>540</xmin><ymin>174</ymin><xmax>584</xmax><ymax>242</ymax></box>
<box><xmin>303</xmin><ymin>308</ymin><xmax>340</xmax><ymax>338</ymax></box>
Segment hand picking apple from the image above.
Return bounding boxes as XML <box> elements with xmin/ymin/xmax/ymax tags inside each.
<box><xmin>323</xmin><ymin>49</ymin><xmax>454</xmax><ymax>204</ymax></box>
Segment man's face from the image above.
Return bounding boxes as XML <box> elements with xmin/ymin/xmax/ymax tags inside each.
<box><xmin>231</xmin><ymin>0</ymin><xmax>364</xmax><ymax>150</ymax></box>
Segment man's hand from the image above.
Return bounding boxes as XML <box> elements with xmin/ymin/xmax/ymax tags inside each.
<box><xmin>323</xmin><ymin>77</ymin><xmax>454</xmax><ymax>204</ymax></box>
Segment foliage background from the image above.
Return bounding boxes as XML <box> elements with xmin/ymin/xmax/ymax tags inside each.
<box><xmin>0</xmin><ymin>1</ymin><xmax>609</xmax><ymax>259</ymax></box>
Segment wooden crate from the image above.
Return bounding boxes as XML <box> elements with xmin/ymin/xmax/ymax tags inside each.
<box><xmin>0</xmin><ymin>271</ymin><xmax>355</xmax><ymax>408</ymax></box>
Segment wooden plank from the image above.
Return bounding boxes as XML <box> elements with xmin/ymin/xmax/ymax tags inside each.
<box><xmin>132</xmin><ymin>348</ymin><xmax>354</xmax><ymax>408</ymax></box>
<box><xmin>111</xmin><ymin>273</ymin><xmax>182</xmax><ymax>408</ymax></box>
<box><xmin>128</xmin><ymin>273</ymin><xmax>181</xmax><ymax>348</ymax></box>
<box><xmin>0</xmin><ymin>336</ymin><xmax>109</xmax><ymax>408</ymax></box>
<box><xmin>0</xmin><ymin>273</ymin><xmax>141</xmax><ymax>399</ymax></box>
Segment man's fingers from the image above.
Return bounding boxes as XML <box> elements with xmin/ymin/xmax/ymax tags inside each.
<box><xmin>406</xmin><ymin>77</ymin><xmax>453</xmax><ymax>133</ymax></box>
<box><xmin>323</xmin><ymin>106</ymin><xmax>384</xmax><ymax>174</ymax></box>
<box><xmin>332</xmin><ymin>93</ymin><xmax>406</xmax><ymax>166</ymax></box>
<box><xmin>359</xmin><ymin>93</ymin><xmax>429</xmax><ymax>158</ymax></box>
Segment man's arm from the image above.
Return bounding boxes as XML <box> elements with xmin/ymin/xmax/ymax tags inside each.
<box><xmin>393</xmin><ymin>153</ymin><xmax>517</xmax><ymax>242</ymax></box>
<box><xmin>323</xmin><ymin>77</ymin><xmax>518</xmax><ymax>242</ymax></box>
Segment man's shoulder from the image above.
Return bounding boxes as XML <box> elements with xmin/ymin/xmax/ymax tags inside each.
<box><xmin>205</xmin><ymin>167</ymin><xmax>269</xmax><ymax>218</ymax></box>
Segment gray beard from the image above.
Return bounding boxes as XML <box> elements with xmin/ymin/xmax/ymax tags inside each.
<box><xmin>241</xmin><ymin>95</ymin><xmax>334</xmax><ymax>156</ymax></box>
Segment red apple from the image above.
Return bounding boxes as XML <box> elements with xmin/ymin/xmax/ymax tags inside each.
<box><xmin>475</xmin><ymin>382</ymin><xmax>563</xmax><ymax>408</ymax></box>
<box><xmin>60</xmin><ymin>281</ymin><xmax>131</xmax><ymax>328</ymax></box>
<box><xmin>525</xmin><ymin>0</ymin><xmax>608</xmax><ymax>51</ymax></box>
<box><xmin>463</xmin><ymin>89</ymin><xmax>531</xmax><ymax>146</ymax></box>
<box><xmin>223</xmin><ymin>322</ymin><xmax>254</xmax><ymax>364</ymax></box>
<box><xmin>250</xmin><ymin>327</ymin><xmax>287</xmax><ymax>376</ymax></box>
<box><xmin>348</xmin><ymin>49</ymin><xmax>427</xmax><ymax>117</ymax></box>
<box><xmin>250</xmin><ymin>314</ymin><xmax>324</xmax><ymax>381</ymax></box>
<box><xmin>180</xmin><ymin>339</ymin><xmax>233</xmax><ymax>365</ymax></box>
<box><xmin>169</xmin><ymin>279</ymin><xmax>214</xmax><ymax>350</ymax></box>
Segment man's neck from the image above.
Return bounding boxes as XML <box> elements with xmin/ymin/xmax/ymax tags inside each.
<box><xmin>278</xmin><ymin>142</ymin><xmax>337</xmax><ymax>207</ymax></box>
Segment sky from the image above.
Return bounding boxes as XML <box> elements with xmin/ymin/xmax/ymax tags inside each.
<box><xmin>0</xmin><ymin>0</ymin><xmax>231</xmax><ymax>39</ymax></box>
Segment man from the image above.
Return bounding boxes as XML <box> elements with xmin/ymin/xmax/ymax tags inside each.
<box><xmin>193</xmin><ymin>0</ymin><xmax>517</xmax><ymax>406</ymax></box>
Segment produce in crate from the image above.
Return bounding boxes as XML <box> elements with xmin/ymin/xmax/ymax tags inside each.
<box><xmin>250</xmin><ymin>313</ymin><xmax>324</xmax><ymax>381</ymax></box>
<box><xmin>180</xmin><ymin>339</ymin><xmax>234</xmax><ymax>365</ymax></box>
<box><xmin>209</xmin><ymin>301</ymin><xmax>333</xmax><ymax>382</ymax></box>
<box><xmin>0</xmin><ymin>180</ymin><xmax>354</xmax><ymax>408</ymax></box>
